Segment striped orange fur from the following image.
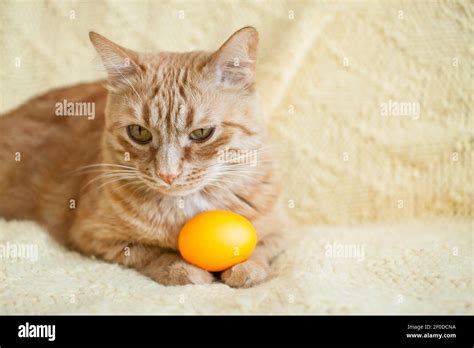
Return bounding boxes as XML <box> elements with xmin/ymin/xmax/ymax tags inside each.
<box><xmin>0</xmin><ymin>27</ymin><xmax>288</xmax><ymax>287</ymax></box>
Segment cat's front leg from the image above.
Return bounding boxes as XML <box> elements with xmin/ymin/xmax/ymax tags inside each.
<box><xmin>142</xmin><ymin>252</ymin><xmax>215</xmax><ymax>286</ymax></box>
<box><xmin>221</xmin><ymin>232</ymin><xmax>283</xmax><ymax>288</ymax></box>
<box><xmin>70</xmin><ymin>231</ymin><xmax>214</xmax><ymax>286</ymax></box>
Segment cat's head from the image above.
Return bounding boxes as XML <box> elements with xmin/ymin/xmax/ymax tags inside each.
<box><xmin>90</xmin><ymin>27</ymin><xmax>265</xmax><ymax>196</ymax></box>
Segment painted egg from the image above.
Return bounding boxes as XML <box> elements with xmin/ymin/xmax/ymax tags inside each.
<box><xmin>178</xmin><ymin>210</ymin><xmax>257</xmax><ymax>272</ymax></box>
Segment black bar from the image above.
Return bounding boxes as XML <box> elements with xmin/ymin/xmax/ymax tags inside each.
<box><xmin>0</xmin><ymin>315</ymin><xmax>472</xmax><ymax>346</ymax></box>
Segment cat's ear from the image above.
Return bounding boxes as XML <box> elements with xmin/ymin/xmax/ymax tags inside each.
<box><xmin>89</xmin><ymin>32</ymin><xmax>141</xmax><ymax>82</ymax></box>
<box><xmin>205</xmin><ymin>26</ymin><xmax>258</xmax><ymax>88</ymax></box>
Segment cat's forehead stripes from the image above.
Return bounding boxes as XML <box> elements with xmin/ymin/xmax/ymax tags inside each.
<box><xmin>130</xmin><ymin>51</ymin><xmax>211</xmax><ymax>130</ymax></box>
<box><xmin>140</xmin><ymin>66</ymin><xmax>197</xmax><ymax>131</ymax></box>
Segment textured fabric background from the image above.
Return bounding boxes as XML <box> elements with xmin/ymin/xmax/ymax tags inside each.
<box><xmin>0</xmin><ymin>1</ymin><xmax>472</xmax><ymax>314</ymax></box>
<box><xmin>1</xmin><ymin>218</ymin><xmax>471</xmax><ymax>314</ymax></box>
<box><xmin>1</xmin><ymin>0</ymin><xmax>472</xmax><ymax>224</ymax></box>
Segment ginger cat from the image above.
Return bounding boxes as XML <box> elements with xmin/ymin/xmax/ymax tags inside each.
<box><xmin>0</xmin><ymin>27</ymin><xmax>287</xmax><ymax>287</ymax></box>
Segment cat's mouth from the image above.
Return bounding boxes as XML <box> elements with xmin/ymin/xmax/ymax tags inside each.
<box><xmin>137</xmin><ymin>167</ymin><xmax>217</xmax><ymax>196</ymax></box>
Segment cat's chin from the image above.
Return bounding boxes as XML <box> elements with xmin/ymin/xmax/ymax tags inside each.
<box><xmin>157</xmin><ymin>188</ymin><xmax>196</xmax><ymax>197</ymax></box>
<box><xmin>146</xmin><ymin>183</ymin><xmax>204</xmax><ymax>197</ymax></box>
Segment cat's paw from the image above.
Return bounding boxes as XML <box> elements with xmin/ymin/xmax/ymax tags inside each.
<box><xmin>221</xmin><ymin>259</ymin><xmax>269</xmax><ymax>288</ymax></box>
<box><xmin>147</xmin><ymin>254</ymin><xmax>214</xmax><ymax>286</ymax></box>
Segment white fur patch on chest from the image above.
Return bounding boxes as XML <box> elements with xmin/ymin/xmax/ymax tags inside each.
<box><xmin>158</xmin><ymin>193</ymin><xmax>214</xmax><ymax>222</ymax></box>
<box><xmin>117</xmin><ymin>192</ymin><xmax>216</xmax><ymax>248</ymax></box>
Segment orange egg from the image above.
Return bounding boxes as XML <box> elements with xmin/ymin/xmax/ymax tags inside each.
<box><xmin>178</xmin><ymin>210</ymin><xmax>257</xmax><ymax>272</ymax></box>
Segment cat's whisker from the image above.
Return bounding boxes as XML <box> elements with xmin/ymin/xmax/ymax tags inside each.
<box><xmin>79</xmin><ymin>177</ymin><xmax>142</xmax><ymax>199</ymax></box>
<box><xmin>117</xmin><ymin>179</ymin><xmax>153</xmax><ymax>199</ymax></box>
<box><xmin>210</xmin><ymin>177</ymin><xmax>258</xmax><ymax>187</ymax></box>
<box><xmin>221</xmin><ymin>172</ymin><xmax>260</xmax><ymax>179</ymax></box>
<box><xmin>73</xmin><ymin>166</ymin><xmax>137</xmax><ymax>172</ymax></box>
<box><xmin>69</xmin><ymin>163</ymin><xmax>136</xmax><ymax>174</ymax></box>
<box><xmin>82</xmin><ymin>179</ymin><xmax>145</xmax><ymax>200</ymax></box>
<box><xmin>71</xmin><ymin>164</ymin><xmax>156</xmax><ymax>182</ymax></box>
<box><xmin>72</xmin><ymin>169</ymin><xmax>140</xmax><ymax>177</ymax></box>
<box><xmin>108</xmin><ymin>179</ymin><xmax>146</xmax><ymax>194</ymax></box>
<box><xmin>76</xmin><ymin>170</ymin><xmax>153</xmax><ymax>180</ymax></box>
<box><xmin>81</xmin><ymin>172</ymin><xmax>142</xmax><ymax>191</ymax></box>
<box><xmin>140</xmin><ymin>176</ymin><xmax>168</xmax><ymax>189</ymax></box>
<box><xmin>217</xmin><ymin>176</ymin><xmax>261</xmax><ymax>184</ymax></box>
<box><xmin>93</xmin><ymin>176</ymin><xmax>143</xmax><ymax>193</ymax></box>
<box><xmin>217</xmin><ymin>169</ymin><xmax>266</xmax><ymax>177</ymax></box>
<box><xmin>208</xmin><ymin>181</ymin><xmax>251</xmax><ymax>191</ymax></box>
<box><xmin>203</xmin><ymin>182</ymin><xmax>230</xmax><ymax>192</ymax></box>
<box><xmin>74</xmin><ymin>163</ymin><xmax>136</xmax><ymax>169</ymax></box>
<box><xmin>208</xmin><ymin>171</ymin><xmax>260</xmax><ymax>185</ymax></box>
<box><xmin>131</xmin><ymin>182</ymin><xmax>152</xmax><ymax>196</ymax></box>
<box><xmin>91</xmin><ymin>170</ymin><xmax>155</xmax><ymax>182</ymax></box>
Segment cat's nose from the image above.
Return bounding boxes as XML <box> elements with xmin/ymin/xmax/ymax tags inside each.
<box><xmin>158</xmin><ymin>171</ymin><xmax>181</xmax><ymax>185</ymax></box>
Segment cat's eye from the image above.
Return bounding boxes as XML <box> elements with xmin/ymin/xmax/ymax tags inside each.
<box><xmin>189</xmin><ymin>127</ymin><xmax>215</xmax><ymax>142</ymax></box>
<box><xmin>127</xmin><ymin>125</ymin><xmax>152</xmax><ymax>144</ymax></box>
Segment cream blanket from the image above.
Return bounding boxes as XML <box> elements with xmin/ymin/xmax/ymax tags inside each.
<box><xmin>0</xmin><ymin>0</ymin><xmax>472</xmax><ymax>313</ymax></box>
<box><xmin>0</xmin><ymin>218</ymin><xmax>471</xmax><ymax>314</ymax></box>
